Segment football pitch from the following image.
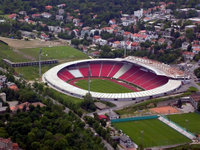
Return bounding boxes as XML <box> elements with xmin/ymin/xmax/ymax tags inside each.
<box><xmin>167</xmin><ymin>113</ymin><xmax>200</xmax><ymax>135</ymax></box>
<box><xmin>75</xmin><ymin>78</ymin><xmax>133</xmax><ymax>93</ymax></box>
<box><xmin>113</xmin><ymin>119</ymin><xmax>191</xmax><ymax>148</ymax></box>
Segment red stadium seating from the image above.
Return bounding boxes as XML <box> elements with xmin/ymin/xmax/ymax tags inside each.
<box><xmin>58</xmin><ymin>69</ymin><xmax>74</xmax><ymax>81</ymax></box>
<box><xmin>100</xmin><ymin>63</ymin><xmax>114</xmax><ymax>77</ymax></box>
<box><xmin>57</xmin><ymin>61</ymin><xmax>169</xmax><ymax>90</ymax></box>
<box><xmin>90</xmin><ymin>63</ymin><xmax>101</xmax><ymax>76</ymax></box>
<box><xmin>107</xmin><ymin>63</ymin><xmax>123</xmax><ymax>77</ymax></box>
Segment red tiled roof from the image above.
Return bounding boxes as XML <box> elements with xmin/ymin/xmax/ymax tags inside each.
<box><xmin>98</xmin><ymin>115</ymin><xmax>107</xmax><ymax>120</ymax></box>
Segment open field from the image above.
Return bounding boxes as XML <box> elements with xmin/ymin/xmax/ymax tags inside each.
<box><xmin>75</xmin><ymin>78</ymin><xmax>133</xmax><ymax>93</ymax></box>
<box><xmin>167</xmin><ymin>113</ymin><xmax>200</xmax><ymax>135</ymax></box>
<box><xmin>15</xmin><ymin>65</ymin><xmax>56</xmax><ymax>80</ymax></box>
<box><xmin>0</xmin><ymin>37</ymin><xmax>67</xmax><ymax>49</ymax></box>
<box><xmin>0</xmin><ymin>41</ymin><xmax>28</xmax><ymax>62</ymax></box>
<box><xmin>113</xmin><ymin>119</ymin><xmax>191</xmax><ymax>148</ymax></box>
<box><xmin>0</xmin><ymin>40</ymin><xmax>88</xmax><ymax>80</ymax></box>
<box><xmin>19</xmin><ymin>46</ymin><xmax>88</xmax><ymax>62</ymax></box>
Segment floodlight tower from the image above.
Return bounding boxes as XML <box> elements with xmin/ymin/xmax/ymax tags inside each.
<box><xmin>124</xmin><ymin>48</ymin><xmax>127</xmax><ymax>58</ymax></box>
<box><xmin>39</xmin><ymin>48</ymin><xmax>42</xmax><ymax>77</ymax></box>
<box><xmin>88</xmin><ymin>67</ymin><xmax>91</xmax><ymax>94</ymax></box>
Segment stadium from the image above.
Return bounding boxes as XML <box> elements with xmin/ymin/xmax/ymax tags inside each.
<box><xmin>43</xmin><ymin>56</ymin><xmax>185</xmax><ymax>101</ymax></box>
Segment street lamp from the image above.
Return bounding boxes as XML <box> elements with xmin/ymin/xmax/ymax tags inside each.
<box><xmin>39</xmin><ymin>48</ymin><xmax>42</xmax><ymax>77</ymax></box>
<box><xmin>185</xmin><ymin>119</ymin><xmax>188</xmax><ymax>131</ymax></box>
<box><xmin>141</xmin><ymin>130</ymin><xmax>144</xmax><ymax>148</ymax></box>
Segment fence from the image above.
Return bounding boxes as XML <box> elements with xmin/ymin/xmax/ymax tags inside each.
<box><xmin>111</xmin><ymin>115</ymin><xmax>158</xmax><ymax>123</ymax></box>
<box><xmin>3</xmin><ymin>59</ymin><xmax>58</xmax><ymax>67</ymax></box>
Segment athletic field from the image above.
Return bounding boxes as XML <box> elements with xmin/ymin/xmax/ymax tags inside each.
<box><xmin>167</xmin><ymin>113</ymin><xmax>200</xmax><ymax>134</ymax></box>
<box><xmin>113</xmin><ymin>119</ymin><xmax>191</xmax><ymax>148</ymax></box>
<box><xmin>75</xmin><ymin>78</ymin><xmax>133</xmax><ymax>93</ymax></box>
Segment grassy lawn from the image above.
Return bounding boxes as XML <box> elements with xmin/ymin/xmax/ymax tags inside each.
<box><xmin>19</xmin><ymin>46</ymin><xmax>88</xmax><ymax>62</ymax></box>
<box><xmin>0</xmin><ymin>41</ymin><xmax>28</xmax><ymax>62</ymax></box>
<box><xmin>167</xmin><ymin>113</ymin><xmax>200</xmax><ymax>135</ymax></box>
<box><xmin>0</xmin><ymin>41</ymin><xmax>88</xmax><ymax>80</ymax></box>
<box><xmin>47</xmin><ymin>88</ymin><xmax>83</xmax><ymax>105</ymax></box>
<box><xmin>113</xmin><ymin>119</ymin><xmax>191</xmax><ymax>148</ymax></box>
<box><xmin>15</xmin><ymin>64</ymin><xmax>56</xmax><ymax>80</ymax></box>
<box><xmin>75</xmin><ymin>78</ymin><xmax>133</xmax><ymax>93</ymax></box>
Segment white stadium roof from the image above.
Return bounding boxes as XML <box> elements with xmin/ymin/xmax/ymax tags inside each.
<box><xmin>43</xmin><ymin>58</ymin><xmax>182</xmax><ymax>101</ymax></box>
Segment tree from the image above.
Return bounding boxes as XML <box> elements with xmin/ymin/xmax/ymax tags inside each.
<box><xmin>186</xmin><ymin>29</ymin><xmax>195</xmax><ymax>42</ymax></box>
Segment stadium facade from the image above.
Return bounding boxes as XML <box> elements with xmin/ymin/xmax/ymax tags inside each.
<box><xmin>43</xmin><ymin>57</ymin><xmax>185</xmax><ymax>101</ymax></box>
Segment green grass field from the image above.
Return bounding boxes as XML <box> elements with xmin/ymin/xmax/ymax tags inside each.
<box><xmin>0</xmin><ymin>41</ymin><xmax>88</xmax><ymax>80</ymax></box>
<box><xmin>167</xmin><ymin>113</ymin><xmax>200</xmax><ymax>135</ymax></box>
<box><xmin>19</xmin><ymin>46</ymin><xmax>88</xmax><ymax>62</ymax></box>
<box><xmin>113</xmin><ymin>119</ymin><xmax>191</xmax><ymax>148</ymax></box>
<box><xmin>75</xmin><ymin>79</ymin><xmax>133</xmax><ymax>93</ymax></box>
<box><xmin>0</xmin><ymin>41</ymin><xmax>28</xmax><ymax>62</ymax></box>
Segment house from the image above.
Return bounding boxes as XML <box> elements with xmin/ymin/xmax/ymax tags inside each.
<box><xmin>0</xmin><ymin>138</ymin><xmax>19</xmax><ymax>150</ymax></box>
<box><xmin>57</xmin><ymin>4</ymin><xmax>66</xmax><ymax>8</ymax></box>
<box><xmin>101</xmin><ymin>27</ymin><xmax>114</xmax><ymax>34</ymax></box>
<box><xmin>10</xmin><ymin>102</ymin><xmax>46</xmax><ymax>112</ymax></box>
<box><xmin>182</xmin><ymin>42</ymin><xmax>190</xmax><ymax>50</ymax></box>
<box><xmin>48</xmin><ymin>26</ymin><xmax>64</xmax><ymax>33</ymax></box>
<box><xmin>8</xmin><ymin>14</ymin><xmax>17</xmax><ymax>20</ymax></box>
<box><xmin>45</xmin><ymin>5</ymin><xmax>53</xmax><ymax>10</ymax></box>
<box><xmin>98</xmin><ymin>115</ymin><xmax>108</xmax><ymax>121</ymax></box>
<box><xmin>81</xmin><ymin>27</ymin><xmax>91</xmax><ymax>38</ymax></box>
<box><xmin>112</xmin><ymin>41</ymin><xmax>121</xmax><ymax>48</ymax></box>
<box><xmin>106</xmin><ymin>110</ymin><xmax>119</xmax><ymax>120</ymax></box>
<box><xmin>190</xmin><ymin>93</ymin><xmax>200</xmax><ymax>109</ymax></box>
<box><xmin>131</xmin><ymin>42</ymin><xmax>140</xmax><ymax>50</ymax></box>
<box><xmin>18</xmin><ymin>11</ymin><xmax>27</xmax><ymax>15</ymax></box>
<box><xmin>109</xmin><ymin>19</ymin><xmax>116</xmax><ymax>25</ymax></box>
<box><xmin>40</xmin><ymin>33</ymin><xmax>50</xmax><ymax>40</ymax></box>
<box><xmin>183</xmin><ymin>51</ymin><xmax>195</xmax><ymax>60</ymax></box>
<box><xmin>41</xmin><ymin>12</ymin><xmax>52</xmax><ymax>18</ymax></box>
<box><xmin>58</xmin><ymin>9</ymin><xmax>65</xmax><ymax>15</ymax></box>
<box><xmin>119</xmin><ymin>135</ymin><xmax>137</xmax><ymax>150</ymax></box>
<box><xmin>0</xmin><ymin>75</ymin><xmax>7</xmax><ymax>85</ymax></box>
<box><xmin>7</xmin><ymin>82</ymin><xmax>19</xmax><ymax>92</ymax></box>
<box><xmin>21</xmin><ymin>30</ymin><xmax>36</xmax><ymax>39</ymax></box>
<box><xmin>56</xmin><ymin>15</ymin><xmax>63</xmax><ymax>21</ymax></box>
<box><xmin>32</xmin><ymin>14</ymin><xmax>41</xmax><ymax>19</ymax></box>
<box><xmin>24</xmin><ymin>16</ymin><xmax>29</xmax><ymax>22</ymax></box>
<box><xmin>134</xmin><ymin>9</ymin><xmax>143</xmax><ymax>18</ymax></box>
<box><xmin>0</xmin><ymin>93</ymin><xmax>6</xmax><ymax>102</ymax></box>
<box><xmin>93</xmin><ymin>36</ymin><xmax>101</xmax><ymax>43</ymax></box>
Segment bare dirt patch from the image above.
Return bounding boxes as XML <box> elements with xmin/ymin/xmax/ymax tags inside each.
<box><xmin>150</xmin><ymin>106</ymin><xmax>179</xmax><ymax>114</ymax></box>
<box><xmin>0</xmin><ymin>37</ymin><xmax>67</xmax><ymax>49</ymax></box>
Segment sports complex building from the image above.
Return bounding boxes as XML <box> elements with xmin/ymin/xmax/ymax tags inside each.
<box><xmin>43</xmin><ymin>56</ymin><xmax>186</xmax><ymax>101</ymax></box>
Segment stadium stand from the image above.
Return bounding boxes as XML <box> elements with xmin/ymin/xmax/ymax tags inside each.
<box><xmin>44</xmin><ymin>58</ymin><xmax>182</xmax><ymax>101</ymax></box>
<box><xmin>57</xmin><ymin>61</ymin><xmax>170</xmax><ymax>91</ymax></box>
<box><xmin>107</xmin><ymin>63</ymin><xmax>123</xmax><ymax>77</ymax></box>
<box><xmin>113</xmin><ymin>64</ymin><xmax>132</xmax><ymax>78</ymax></box>
<box><xmin>68</xmin><ymin>69</ymin><xmax>83</xmax><ymax>78</ymax></box>
<box><xmin>100</xmin><ymin>62</ymin><xmax>115</xmax><ymax>77</ymax></box>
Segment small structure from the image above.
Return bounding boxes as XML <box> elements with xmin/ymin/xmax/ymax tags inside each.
<box><xmin>0</xmin><ymin>93</ymin><xmax>6</xmax><ymax>102</ymax></box>
<box><xmin>119</xmin><ymin>135</ymin><xmax>137</xmax><ymax>150</ymax></box>
<box><xmin>98</xmin><ymin>115</ymin><xmax>108</xmax><ymax>121</ymax></box>
<box><xmin>10</xmin><ymin>102</ymin><xmax>46</xmax><ymax>112</ymax></box>
<box><xmin>94</xmin><ymin>102</ymin><xmax>108</xmax><ymax>110</ymax></box>
<box><xmin>0</xmin><ymin>137</ymin><xmax>19</xmax><ymax>150</ymax></box>
<box><xmin>190</xmin><ymin>93</ymin><xmax>200</xmax><ymax>110</ymax></box>
<box><xmin>107</xmin><ymin>110</ymin><xmax>119</xmax><ymax>120</ymax></box>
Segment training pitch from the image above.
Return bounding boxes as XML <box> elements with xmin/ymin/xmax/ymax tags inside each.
<box><xmin>167</xmin><ymin>113</ymin><xmax>200</xmax><ymax>135</ymax></box>
<box><xmin>113</xmin><ymin>119</ymin><xmax>191</xmax><ymax>148</ymax></box>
